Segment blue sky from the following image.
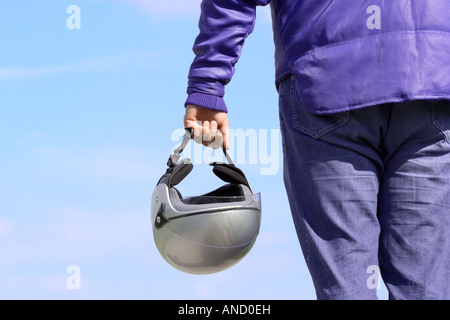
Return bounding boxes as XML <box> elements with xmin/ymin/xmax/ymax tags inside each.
<box><xmin>0</xmin><ymin>0</ymin><xmax>388</xmax><ymax>299</ymax></box>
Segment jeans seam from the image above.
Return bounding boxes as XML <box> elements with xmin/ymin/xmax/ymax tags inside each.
<box><xmin>290</xmin><ymin>75</ymin><xmax>298</xmax><ymax>123</ymax></box>
<box><xmin>431</xmin><ymin>102</ymin><xmax>450</xmax><ymax>143</ymax></box>
<box><xmin>380</xmin><ymin>103</ymin><xmax>392</xmax><ymax>147</ymax></box>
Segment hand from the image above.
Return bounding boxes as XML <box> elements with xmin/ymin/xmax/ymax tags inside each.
<box><xmin>184</xmin><ymin>104</ymin><xmax>230</xmax><ymax>150</ymax></box>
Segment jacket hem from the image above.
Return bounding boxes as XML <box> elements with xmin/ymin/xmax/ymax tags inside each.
<box><xmin>289</xmin><ymin>30</ymin><xmax>450</xmax><ymax>114</ymax></box>
<box><xmin>185</xmin><ymin>92</ymin><xmax>228</xmax><ymax>113</ymax></box>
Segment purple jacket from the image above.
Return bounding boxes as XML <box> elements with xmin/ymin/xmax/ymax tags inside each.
<box><xmin>185</xmin><ymin>0</ymin><xmax>450</xmax><ymax>114</ymax></box>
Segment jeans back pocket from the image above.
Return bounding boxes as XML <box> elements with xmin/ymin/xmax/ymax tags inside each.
<box><xmin>289</xmin><ymin>77</ymin><xmax>350</xmax><ymax>139</ymax></box>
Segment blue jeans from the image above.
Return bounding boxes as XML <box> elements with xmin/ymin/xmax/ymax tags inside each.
<box><xmin>279</xmin><ymin>75</ymin><xmax>450</xmax><ymax>300</ymax></box>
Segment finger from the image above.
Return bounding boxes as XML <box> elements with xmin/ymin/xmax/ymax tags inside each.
<box><xmin>208</xmin><ymin>131</ymin><xmax>223</xmax><ymax>150</ymax></box>
<box><xmin>205</xmin><ymin>121</ymin><xmax>219</xmax><ymax>147</ymax></box>
<box><xmin>202</xmin><ymin>120</ymin><xmax>214</xmax><ymax>144</ymax></box>
<box><xmin>191</xmin><ymin>120</ymin><xmax>203</xmax><ymax>144</ymax></box>
<box><xmin>210</xmin><ymin>120</ymin><xmax>218</xmax><ymax>137</ymax></box>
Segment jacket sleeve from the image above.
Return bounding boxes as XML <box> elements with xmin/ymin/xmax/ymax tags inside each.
<box><xmin>185</xmin><ymin>0</ymin><xmax>271</xmax><ymax>112</ymax></box>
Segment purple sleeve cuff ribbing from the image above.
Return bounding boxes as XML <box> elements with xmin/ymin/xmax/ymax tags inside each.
<box><xmin>185</xmin><ymin>92</ymin><xmax>228</xmax><ymax>113</ymax></box>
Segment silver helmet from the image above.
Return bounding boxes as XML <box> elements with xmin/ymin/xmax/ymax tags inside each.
<box><xmin>151</xmin><ymin>129</ymin><xmax>261</xmax><ymax>275</ymax></box>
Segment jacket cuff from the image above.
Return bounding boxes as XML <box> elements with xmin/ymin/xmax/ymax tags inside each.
<box><xmin>184</xmin><ymin>92</ymin><xmax>228</xmax><ymax>113</ymax></box>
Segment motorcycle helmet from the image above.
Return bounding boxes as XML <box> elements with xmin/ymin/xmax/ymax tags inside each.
<box><xmin>151</xmin><ymin>128</ymin><xmax>261</xmax><ymax>275</ymax></box>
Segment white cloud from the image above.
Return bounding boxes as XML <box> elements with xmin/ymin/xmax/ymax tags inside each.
<box><xmin>124</xmin><ymin>0</ymin><xmax>273</xmax><ymax>24</ymax></box>
<box><xmin>0</xmin><ymin>65</ymin><xmax>71</xmax><ymax>81</ymax></box>
<box><xmin>0</xmin><ymin>219</ymin><xmax>13</xmax><ymax>236</ymax></box>
<box><xmin>0</xmin><ymin>55</ymin><xmax>121</xmax><ymax>80</ymax></box>
<box><xmin>35</xmin><ymin>145</ymin><xmax>158</xmax><ymax>181</ymax></box>
<box><xmin>0</xmin><ymin>49</ymin><xmax>164</xmax><ymax>81</ymax></box>
<box><xmin>2</xmin><ymin>273</ymin><xmax>66</xmax><ymax>295</ymax></box>
<box><xmin>124</xmin><ymin>0</ymin><xmax>202</xmax><ymax>18</ymax></box>
<box><xmin>0</xmin><ymin>207</ymin><xmax>152</xmax><ymax>265</ymax></box>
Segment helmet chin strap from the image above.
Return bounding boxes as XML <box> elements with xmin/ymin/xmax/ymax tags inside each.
<box><xmin>167</xmin><ymin>128</ymin><xmax>192</xmax><ymax>168</ymax></box>
<box><xmin>167</xmin><ymin>127</ymin><xmax>234</xmax><ymax>168</ymax></box>
<box><xmin>222</xmin><ymin>144</ymin><xmax>234</xmax><ymax>166</ymax></box>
